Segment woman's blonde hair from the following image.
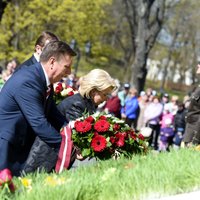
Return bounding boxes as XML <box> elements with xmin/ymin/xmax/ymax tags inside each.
<box><xmin>79</xmin><ymin>69</ymin><xmax>117</xmax><ymax>98</ymax></box>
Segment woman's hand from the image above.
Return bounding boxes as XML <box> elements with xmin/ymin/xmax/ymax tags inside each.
<box><xmin>76</xmin><ymin>153</ymin><xmax>84</xmax><ymax>160</ymax></box>
<box><xmin>74</xmin><ymin>145</ymin><xmax>85</xmax><ymax>160</ymax></box>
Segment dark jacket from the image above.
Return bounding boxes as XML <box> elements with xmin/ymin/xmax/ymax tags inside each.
<box><xmin>57</xmin><ymin>93</ymin><xmax>96</xmax><ymax>121</ymax></box>
<box><xmin>14</xmin><ymin>55</ymin><xmax>38</xmax><ymax>73</ymax></box>
<box><xmin>20</xmin><ymin>55</ymin><xmax>38</xmax><ymax>67</ymax></box>
<box><xmin>0</xmin><ymin>63</ymin><xmax>65</xmax><ymax>175</ymax></box>
<box><xmin>174</xmin><ymin>109</ymin><xmax>186</xmax><ymax>131</ymax></box>
<box><xmin>183</xmin><ymin>86</ymin><xmax>200</xmax><ymax>144</ymax></box>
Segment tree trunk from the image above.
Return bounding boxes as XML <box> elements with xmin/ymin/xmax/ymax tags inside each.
<box><xmin>0</xmin><ymin>0</ymin><xmax>9</xmax><ymax>21</ymax></box>
<box><xmin>130</xmin><ymin>42</ymin><xmax>148</xmax><ymax>93</ymax></box>
<box><xmin>124</xmin><ymin>0</ymin><xmax>165</xmax><ymax>93</ymax></box>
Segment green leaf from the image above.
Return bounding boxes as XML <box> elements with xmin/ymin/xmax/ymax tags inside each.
<box><xmin>107</xmin><ymin>141</ymin><xmax>112</xmax><ymax>147</ymax></box>
<box><xmin>81</xmin><ymin>148</ymin><xmax>91</xmax><ymax>157</ymax></box>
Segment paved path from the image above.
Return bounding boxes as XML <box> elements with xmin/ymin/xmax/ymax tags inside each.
<box><xmin>149</xmin><ymin>190</ymin><xmax>200</xmax><ymax>200</ymax></box>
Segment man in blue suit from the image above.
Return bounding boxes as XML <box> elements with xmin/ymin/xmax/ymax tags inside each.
<box><xmin>0</xmin><ymin>40</ymin><xmax>76</xmax><ymax>176</ymax></box>
<box><xmin>20</xmin><ymin>31</ymin><xmax>59</xmax><ymax>67</ymax></box>
<box><xmin>19</xmin><ymin>31</ymin><xmax>61</xmax><ymax>136</ymax></box>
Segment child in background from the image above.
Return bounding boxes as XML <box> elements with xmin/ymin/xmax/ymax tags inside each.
<box><xmin>173</xmin><ymin>102</ymin><xmax>186</xmax><ymax>149</ymax></box>
<box><xmin>159</xmin><ymin>118</ymin><xmax>174</xmax><ymax>151</ymax></box>
<box><xmin>160</xmin><ymin>104</ymin><xmax>174</xmax><ymax>128</ymax></box>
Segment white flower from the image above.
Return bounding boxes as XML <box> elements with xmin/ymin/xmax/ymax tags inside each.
<box><xmin>62</xmin><ymin>82</ymin><xmax>66</xmax><ymax>89</ymax></box>
<box><xmin>53</xmin><ymin>82</ymin><xmax>61</xmax><ymax>90</ymax></box>
<box><xmin>92</xmin><ymin>112</ymin><xmax>101</xmax><ymax>118</ymax></box>
<box><xmin>60</xmin><ymin>88</ymin><xmax>73</xmax><ymax>97</ymax></box>
<box><xmin>60</xmin><ymin>89</ymin><xmax>68</xmax><ymax>97</ymax></box>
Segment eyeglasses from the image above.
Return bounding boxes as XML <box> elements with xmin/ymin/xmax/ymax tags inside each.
<box><xmin>101</xmin><ymin>92</ymin><xmax>110</xmax><ymax>98</ymax></box>
<box><xmin>96</xmin><ymin>90</ymin><xmax>110</xmax><ymax>98</ymax></box>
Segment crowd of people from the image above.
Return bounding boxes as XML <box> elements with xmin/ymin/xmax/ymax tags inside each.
<box><xmin>0</xmin><ymin>31</ymin><xmax>199</xmax><ymax>177</ymax></box>
<box><xmin>97</xmin><ymin>84</ymin><xmax>189</xmax><ymax>152</ymax></box>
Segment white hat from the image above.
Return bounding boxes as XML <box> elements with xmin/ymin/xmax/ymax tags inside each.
<box><xmin>124</xmin><ymin>83</ymin><xmax>130</xmax><ymax>88</ymax></box>
<box><xmin>140</xmin><ymin>91</ymin><xmax>146</xmax><ymax>96</ymax></box>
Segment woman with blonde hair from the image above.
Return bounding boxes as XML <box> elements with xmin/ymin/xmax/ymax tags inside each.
<box><xmin>57</xmin><ymin>69</ymin><xmax>117</xmax><ymax>121</ymax></box>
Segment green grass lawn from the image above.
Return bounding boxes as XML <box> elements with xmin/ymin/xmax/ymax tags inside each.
<box><xmin>1</xmin><ymin>148</ymin><xmax>200</xmax><ymax>200</ymax></box>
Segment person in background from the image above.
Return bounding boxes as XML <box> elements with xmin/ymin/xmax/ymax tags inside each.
<box><xmin>20</xmin><ymin>31</ymin><xmax>59</xmax><ymax>67</ymax></box>
<box><xmin>144</xmin><ymin>96</ymin><xmax>163</xmax><ymax>150</ymax></box>
<box><xmin>160</xmin><ymin>104</ymin><xmax>174</xmax><ymax>129</ymax></box>
<box><xmin>2</xmin><ymin>61</ymin><xmax>16</xmax><ymax>82</ymax></box>
<box><xmin>118</xmin><ymin>83</ymin><xmax>130</xmax><ymax>108</ymax></box>
<box><xmin>137</xmin><ymin>92</ymin><xmax>149</xmax><ymax>131</ymax></box>
<box><xmin>161</xmin><ymin>93</ymin><xmax>170</xmax><ymax>107</ymax></box>
<box><xmin>0</xmin><ymin>41</ymin><xmax>76</xmax><ymax>176</ymax></box>
<box><xmin>145</xmin><ymin>87</ymin><xmax>153</xmax><ymax>98</ymax></box>
<box><xmin>121</xmin><ymin>87</ymin><xmax>139</xmax><ymax>129</ymax></box>
<box><xmin>103</xmin><ymin>89</ymin><xmax>121</xmax><ymax>118</ymax></box>
<box><xmin>165</xmin><ymin>95</ymin><xmax>179</xmax><ymax>116</ymax></box>
<box><xmin>159</xmin><ymin>118</ymin><xmax>174</xmax><ymax>151</ymax></box>
<box><xmin>182</xmin><ymin>62</ymin><xmax>200</xmax><ymax>146</ymax></box>
<box><xmin>173</xmin><ymin>102</ymin><xmax>186</xmax><ymax>149</ymax></box>
<box><xmin>65</xmin><ymin>73</ymin><xmax>75</xmax><ymax>87</ymax></box>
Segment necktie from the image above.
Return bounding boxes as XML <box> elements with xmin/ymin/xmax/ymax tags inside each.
<box><xmin>46</xmin><ymin>85</ymin><xmax>52</xmax><ymax>99</ymax></box>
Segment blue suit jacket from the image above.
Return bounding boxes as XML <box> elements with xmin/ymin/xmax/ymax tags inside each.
<box><xmin>20</xmin><ymin>55</ymin><xmax>38</xmax><ymax>66</ymax></box>
<box><xmin>15</xmin><ymin>55</ymin><xmax>38</xmax><ymax>73</ymax></box>
<box><xmin>0</xmin><ymin>62</ymin><xmax>66</xmax><ymax>175</ymax></box>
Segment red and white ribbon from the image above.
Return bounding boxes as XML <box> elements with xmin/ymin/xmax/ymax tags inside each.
<box><xmin>55</xmin><ymin>125</ymin><xmax>73</xmax><ymax>173</ymax></box>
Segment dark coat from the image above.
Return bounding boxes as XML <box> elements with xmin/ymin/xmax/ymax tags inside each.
<box><xmin>183</xmin><ymin>86</ymin><xmax>200</xmax><ymax>144</ymax></box>
<box><xmin>0</xmin><ymin>63</ymin><xmax>66</xmax><ymax>175</ymax></box>
<box><xmin>57</xmin><ymin>93</ymin><xmax>96</xmax><ymax>121</ymax></box>
<box><xmin>20</xmin><ymin>55</ymin><xmax>38</xmax><ymax>67</ymax></box>
<box><xmin>174</xmin><ymin>109</ymin><xmax>186</xmax><ymax>131</ymax></box>
<box><xmin>14</xmin><ymin>55</ymin><xmax>38</xmax><ymax>73</ymax></box>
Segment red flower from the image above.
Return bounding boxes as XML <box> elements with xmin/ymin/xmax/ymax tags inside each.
<box><xmin>138</xmin><ymin>133</ymin><xmax>144</xmax><ymax>140</ymax></box>
<box><xmin>121</xmin><ymin>132</ymin><xmax>128</xmax><ymax>138</ymax></box>
<box><xmin>85</xmin><ymin>116</ymin><xmax>94</xmax><ymax>123</ymax></box>
<box><xmin>74</xmin><ymin>120</ymin><xmax>92</xmax><ymax>133</ymax></box>
<box><xmin>128</xmin><ymin>130</ymin><xmax>137</xmax><ymax>140</ymax></box>
<box><xmin>110</xmin><ymin>136</ymin><xmax>115</xmax><ymax>144</ymax></box>
<box><xmin>0</xmin><ymin>168</ymin><xmax>12</xmax><ymax>186</ymax></box>
<box><xmin>94</xmin><ymin>120</ymin><xmax>110</xmax><ymax>132</ymax></box>
<box><xmin>99</xmin><ymin>115</ymin><xmax>107</xmax><ymax>120</ymax></box>
<box><xmin>94</xmin><ymin>131</ymin><xmax>99</xmax><ymax>136</ymax></box>
<box><xmin>55</xmin><ymin>83</ymin><xmax>63</xmax><ymax>94</ymax></box>
<box><xmin>91</xmin><ymin>135</ymin><xmax>107</xmax><ymax>152</ymax></box>
<box><xmin>115</xmin><ymin>133</ymin><xmax>125</xmax><ymax>147</ymax></box>
<box><xmin>113</xmin><ymin>124</ymin><xmax>120</xmax><ymax>131</ymax></box>
<box><xmin>68</xmin><ymin>91</ymin><xmax>74</xmax><ymax>96</ymax></box>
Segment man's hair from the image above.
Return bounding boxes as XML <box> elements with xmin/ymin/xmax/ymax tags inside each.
<box><xmin>40</xmin><ymin>41</ymin><xmax>76</xmax><ymax>63</ymax></box>
<box><xmin>35</xmin><ymin>31</ymin><xmax>59</xmax><ymax>48</ymax></box>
